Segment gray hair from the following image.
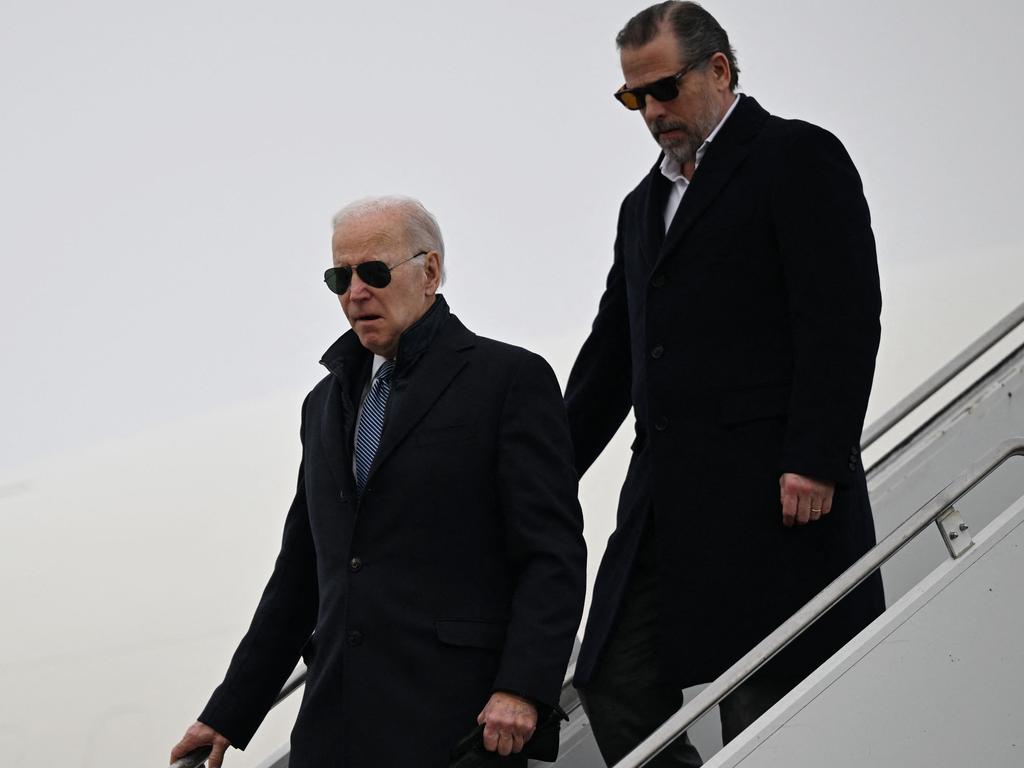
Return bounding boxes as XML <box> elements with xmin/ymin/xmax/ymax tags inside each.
<box><xmin>616</xmin><ymin>1</ymin><xmax>740</xmax><ymax>91</ymax></box>
<box><xmin>331</xmin><ymin>195</ymin><xmax>446</xmax><ymax>283</ymax></box>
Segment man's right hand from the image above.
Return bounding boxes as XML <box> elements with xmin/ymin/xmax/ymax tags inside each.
<box><xmin>170</xmin><ymin>721</ymin><xmax>231</xmax><ymax>768</ymax></box>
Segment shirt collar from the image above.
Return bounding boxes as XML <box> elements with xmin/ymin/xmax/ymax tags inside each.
<box><xmin>370</xmin><ymin>354</ymin><xmax>389</xmax><ymax>378</ymax></box>
<box><xmin>659</xmin><ymin>92</ymin><xmax>741</xmax><ymax>183</ymax></box>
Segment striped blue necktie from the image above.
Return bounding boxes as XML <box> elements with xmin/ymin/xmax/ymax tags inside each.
<box><xmin>355</xmin><ymin>360</ymin><xmax>394</xmax><ymax>494</ymax></box>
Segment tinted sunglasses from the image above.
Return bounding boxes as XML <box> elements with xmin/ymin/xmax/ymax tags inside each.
<box><xmin>324</xmin><ymin>251</ymin><xmax>427</xmax><ymax>295</ymax></box>
<box><xmin>613</xmin><ymin>56</ymin><xmax>710</xmax><ymax>111</ymax></box>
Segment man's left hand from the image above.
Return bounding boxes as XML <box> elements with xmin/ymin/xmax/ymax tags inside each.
<box><xmin>477</xmin><ymin>692</ymin><xmax>537</xmax><ymax>756</ymax></box>
<box><xmin>779</xmin><ymin>472</ymin><xmax>835</xmax><ymax>527</ymax></box>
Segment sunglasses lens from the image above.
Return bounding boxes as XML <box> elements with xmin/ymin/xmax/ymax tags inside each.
<box><xmin>356</xmin><ymin>260</ymin><xmax>393</xmax><ymax>288</ymax></box>
<box><xmin>324</xmin><ymin>267</ymin><xmax>352</xmax><ymax>294</ymax></box>
<box><xmin>648</xmin><ymin>76</ymin><xmax>679</xmax><ymax>103</ymax></box>
<box><xmin>615</xmin><ymin>89</ymin><xmax>643</xmax><ymax>111</ymax></box>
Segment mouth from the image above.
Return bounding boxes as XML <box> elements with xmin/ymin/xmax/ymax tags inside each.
<box><xmin>656</xmin><ymin>129</ymin><xmax>688</xmax><ymax>145</ymax></box>
<box><xmin>354</xmin><ymin>314</ymin><xmax>383</xmax><ymax>324</ymax></box>
<box><xmin>651</xmin><ymin>119</ymin><xmax>688</xmax><ymax>141</ymax></box>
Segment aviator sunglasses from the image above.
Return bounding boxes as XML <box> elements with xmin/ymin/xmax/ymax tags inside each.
<box><xmin>324</xmin><ymin>251</ymin><xmax>428</xmax><ymax>295</ymax></box>
<box><xmin>613</xmin><ymin>55</ymin><xmax>712</xmax><ymax>111</ymax></box>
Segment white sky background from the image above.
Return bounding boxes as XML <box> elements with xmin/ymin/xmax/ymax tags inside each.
<box><xmin>2</xmin><ymin>1</ymin><xmax>1023</xmax><ymax>766</ymax></box>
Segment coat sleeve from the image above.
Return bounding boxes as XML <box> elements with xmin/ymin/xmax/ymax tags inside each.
<box><xmin>564</xmin><ymin>199</ymin><xmax>634</xmax><ymax>477</ymax></box>
<box><xmin>491</xmin><ymin>352</ymin><xmax>587</xmax><ymax>709</ymax></box>
<box><xmin>772</xmin><ymin>123</ymin><xmax>882</xmax><ymax>484</ymax></box>
<box><xmin>197</xmin><ymin>396</ymin><xmax>319</xmax><ymax>749</ymax></box>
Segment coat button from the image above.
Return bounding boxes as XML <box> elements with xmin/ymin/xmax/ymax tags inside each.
<box><xmin>346</xmin><ymin>630</ymin><xmax>363</xmax><ymax>646</ymax></box>
<box><xmin>651</xmin><ymin>344</ymin><xmax>664</xmax><ymax>359</ymax></box>
<box><xmin>349</xmin><ymin>557</ymin><xmax>363</xmax><ymax>573</ymax></box>
<box><xmin>848</xmin><ymin>460</ymin><xmax>857</xmax><ymax>471</ymax></box>
<box><xmin>654</xmin><ymin>416</ymin><xmax>669</xmax><ymax>431</ymax></box>
<box><xmin>651</xmin><ymin>273</ymin><xmax>667</xmax><ymax>288</ymax></box>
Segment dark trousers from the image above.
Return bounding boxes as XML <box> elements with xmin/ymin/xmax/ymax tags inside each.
<box><xmin>578</xmin><ymin>520</ymin><xmax>799</xmax><ymax>767</ymax></box>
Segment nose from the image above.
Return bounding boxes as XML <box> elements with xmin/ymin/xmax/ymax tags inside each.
<box><xmin>642</xmin><ymin>96</ymin><xmax>667</xmax><ymax>121</ymax></box>
<box><xmin>348</xmin><ymin>271</ymin><xmax>372</xmax><ymax>301</ymax></box>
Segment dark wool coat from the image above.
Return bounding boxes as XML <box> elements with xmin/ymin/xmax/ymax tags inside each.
<box><xmin>566</xmin><ymin>95</ymin><xmax>885</xmax><ymax>689</ymax></box>
<box><xmin>200</xmin><ymin>298</ymin><xmax>586</xmax><ymax>767</ymax></box>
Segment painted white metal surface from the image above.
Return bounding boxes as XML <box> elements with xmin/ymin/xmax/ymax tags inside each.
<box><xmin>705</xmin><ymin>495</ymin><xmax>1024</xmax><ymax>768</ymax></box>
<box><xmin>868</xmin><ymin>345</ymin><xmax>1024</xmax><ymax>604</ymax></box>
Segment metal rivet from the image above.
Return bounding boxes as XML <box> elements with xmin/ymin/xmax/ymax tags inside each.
<box><xmin>949</xmin><ymin>532</ymin><xmax>959</xmax><ymax>540</ymax></box>
<box><xmin>959</xmin><ymin>523</ymin><xmax>969</xmax><ymax>531</ymax></box>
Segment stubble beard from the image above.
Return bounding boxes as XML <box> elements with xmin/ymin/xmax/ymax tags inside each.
<box><xmin>648</xmin><ymin>87</ymin><xmax>721</xmax><ymax>168</ymax></box>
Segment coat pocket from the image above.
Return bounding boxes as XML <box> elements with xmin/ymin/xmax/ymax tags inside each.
<box><xmin>435</xmin><ymin>619</ymin><xmax>507</xmax><ymax>650</ymax></box>
<box><xmin>718</xmin><ymin>384</ymin><xmax>790</xmax><ymax>426</ymax></box>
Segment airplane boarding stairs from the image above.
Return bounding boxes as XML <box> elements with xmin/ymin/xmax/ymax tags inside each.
<box><xmin>169</xmin><ymin>301</ymin><xmax>1024</xmax><ymax>768</ymax></box>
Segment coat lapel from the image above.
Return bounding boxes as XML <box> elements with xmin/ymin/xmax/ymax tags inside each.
<box><xmin>655</xmin><ymin>96</ymin><xmax>770</xmax><ymax>269</ymax></box>
<box><xmin>319</xmin><ymin>334</ymin><xmax>370</xmax><ymax>495</ymax></box>
<box><xmin>367</xmin><ymin>315</ymin><xmax>475</xmax><ymax>484</ymax></box>
<box><xmin>640</xmin><ymin>166</ymin><xmax>671</xmax><ymax>269</ymax></box>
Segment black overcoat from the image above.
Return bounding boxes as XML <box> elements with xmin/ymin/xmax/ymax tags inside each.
<box><xmin>199</xmin><ymin>298</ymin><xmax>586</xmax><ymax>767</ymax></box>
<box><xmin>566</xmin><ymin>96</ymin><xmax>885</xmax><ymax>689</ymax></box>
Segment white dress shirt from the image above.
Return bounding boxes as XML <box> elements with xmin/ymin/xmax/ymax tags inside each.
<box><xmin>660</xmin><ymin>93</ymin><xmax>741</xmax><ymax>232</ymax></box>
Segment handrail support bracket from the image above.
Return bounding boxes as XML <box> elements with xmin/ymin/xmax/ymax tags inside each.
<box><xmin>936</xmin><ymin>505</ymin><xmax>974</xmax><ymax>559</ymax></box>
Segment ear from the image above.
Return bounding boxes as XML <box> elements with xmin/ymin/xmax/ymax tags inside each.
<box><xmin>708</xmin><ymin>51</ymin><xmax>732</xmax><ymax>90</ymax></box>
<box><xmin>422</xmin><ymin>250</ymin><xmax>442</xmax><ymax>295</ymax></box>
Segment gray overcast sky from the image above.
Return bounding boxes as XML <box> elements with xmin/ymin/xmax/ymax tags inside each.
<box><xmin>3</xmin><ymin>0</ymin><xmax>1023</xmax><ymax>474</ymax></box>
<box><xmin>2</xmin><ymin>2</ymin><xmax>1023</xmax><ymax>766</ymax></box>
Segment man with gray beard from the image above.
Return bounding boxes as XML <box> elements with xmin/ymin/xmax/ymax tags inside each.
<box><xmin>565</xmin><ymin>2</ymin><xmax>884</xmax><ymax>765</ymax></box>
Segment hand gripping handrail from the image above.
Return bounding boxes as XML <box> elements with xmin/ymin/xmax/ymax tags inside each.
<box><xmin>612</xmin><ymin>437</ymin><xmax>1024</xmax><ymax>768</ymax></box>
<box><xmin>861</xmin><ymin>300</ymin><xmax>1024</xmax><ymax>451</ymax></box>
<box><xmin>168</xmin><ymin>667</ymin><xmax>308</xmax><ymax>768</ymax></box>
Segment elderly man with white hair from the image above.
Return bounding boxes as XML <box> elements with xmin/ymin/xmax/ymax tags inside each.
<box><xmin>170</xmin><ymin>196</ymin><xmax>586</xmax><ymax>768</ymax></box>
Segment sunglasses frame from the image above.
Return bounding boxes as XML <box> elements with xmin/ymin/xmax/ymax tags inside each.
<box><xmin>324</xmin><ymin>251</ymin><xmax>429</xmax><ymax>295</ymax></box>
<box><xmin>613</xmin><ymin>54</ymin><xmax>713</xmax><ymax>111</ymax></box>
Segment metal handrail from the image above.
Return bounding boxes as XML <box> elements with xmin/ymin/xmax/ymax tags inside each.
<box><xmin>170</xmin><ymin>747</ymin><xmax>211</xmax><ymax>768</ymax></box>
<box><xmin>168</xmin><ymin>667</ymin><xmax>309</xmax><ymax>768</ymax></box>
<box><xmin>861</xmin><ymin>300</ymin><xmax>1024</xmax><ymax>451</ymax></box>
<box><xmin>275</xmin><ymin>666</ymin><xmax>308</xmax><ymax>705</ymax></box>
<box><xmin>613</xmin><ymin>437</ymin><xmax>1024</xmax><ymax>768</ymax></box>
